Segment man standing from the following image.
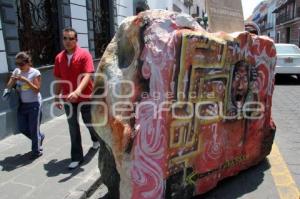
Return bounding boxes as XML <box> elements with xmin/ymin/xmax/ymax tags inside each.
<box><xmin>54</xmin><ymin>27</ymin><xmax>100</xmax><ymax>169</ymax></box>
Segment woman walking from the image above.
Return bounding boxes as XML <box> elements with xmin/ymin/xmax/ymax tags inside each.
<box><xmin>5</xmin><ymin>51</ymin><xmax>44</xmax><ymax>159</ymax></box>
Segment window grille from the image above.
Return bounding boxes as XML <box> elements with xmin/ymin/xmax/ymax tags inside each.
<box><xmin>92</xmin><ymin>0</ymin><xmax>111</xmax><ymax>58</ymax></box>
<box><xmin>16</xmin><ymin>0</ymin><xmax>60</xmax><ymax>67</ymax></box>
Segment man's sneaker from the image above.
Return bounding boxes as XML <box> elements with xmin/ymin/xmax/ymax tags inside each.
<box><xmin>92</xmin><ymin>141</ymin><xmax>100</xmax><ymax>150</ymax></box>
<box><xmin>68</xmin><ymin>161</ymin><xmax>81</xmax><ymax>169</ymax></box>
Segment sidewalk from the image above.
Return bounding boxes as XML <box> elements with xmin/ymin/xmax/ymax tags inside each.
<box><xmin>0</xmin><ymin>115</ymin><xmax>101</xmax><ymax>199</ymax></box>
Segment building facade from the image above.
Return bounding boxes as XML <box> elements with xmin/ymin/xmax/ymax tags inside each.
<box><xmin>0</xmin><ymin>0</ymin><xmax>134</xmax><ymax>139</ymax></box>
<box><xmin>0</xmin><ymin>0</ymin><xmax>200</xmax><ymax>139</ymax></box>
<box><xmin>253</xmin><ymin>0</ymin><xmax>269</xmax><ymax>35</ymax></box>
<box><xmin>249</xmin><ymin>0</ymin><xmax>278</xmax><ymax>40</ymax></box>
<box><xmin>273</xmin><ymin>0</ymin><xmax>300</xmax><ymax>45</ymax></box>
<box><xmin>0</xmin><ymin>0</ymin><xmax>205</xmax><ymax>139</ymax></box>
<box><xmin>172</xmin><ymin>0</ymin><xmax>205</xmax><ymax>18</ymax></box>
<box><xmin>266</xmin><ymin>0</ymin><xmax>277</xmax><ymax>39</ymax></box>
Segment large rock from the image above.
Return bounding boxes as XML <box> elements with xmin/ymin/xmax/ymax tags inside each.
<box><xmin>91</xmin><ymin>10</ymin><xmax>277</xmax><ymax>199</ymax></box>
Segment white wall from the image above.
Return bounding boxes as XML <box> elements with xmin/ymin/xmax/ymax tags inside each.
<box><xmin>70</xmin><ymin>0</ymin><xmax>89</xmax><ymax>49</ymax></box>
<box><xmin>172</xmin><ymin>0</ymin><xmax>190</xmax><ymax>14</ymax></box>
<box><xmin>0</xmin><ymin>16</ymin><xmax>8</xmax><ymax>73</ymax></box>
<box><xmin>267</xmin><ymin>0</ymin><xmax>276</xmax><ymax>39</ymax></box>
<box><xmin>148</xmin><ymin>0</ymin><xmax>172</xmax><ymax>10</ymax></box>
<box><xmin>116</xmin><ymin>0</ymin><xmax>134</xmax><ymax>26</ymax></box>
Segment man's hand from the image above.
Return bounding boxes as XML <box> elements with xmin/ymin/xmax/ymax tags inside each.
<box><xmin>66</xmin><ymin>91</ymin><xmax>80</xmax><ymax>103</ymax></box>
<box><xmin>54</xmin><ymin>97</ymin><xmax>63</xmax><ymax>110</ymax></box>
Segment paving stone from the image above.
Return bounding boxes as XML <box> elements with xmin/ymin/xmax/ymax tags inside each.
<box><xmin>13</xmin><ymin>162</ymin><xmax>50</xmax><ymax>187</ymax></box>
<box><xmin>0</xmin><ymin>142</ymin><xmax>12</xmax><ymax>153</ymax></box>
<box><xmin>272</xmin><ymin>85</ymin><xmax>300</xmax><ymax>189</ymax></box>
<box><xmin>0</xmin><ymin>139</ymin><xmax>31</xmax><ymax>155</ymax></box>
<box><xmin>0</xmin><ymin>165</ymin><xmax>29</xmax><ymax>186</ymax></box>
<box><xmin>0</xmin><ymin>182</ymin><xmax>33</xmax><ymax>199</ymax></box>
<box><xmin>0</xmin><ymin>115</ymin><xmax>100</xmax><ymax>199</ymax></box>
<box><xmin>42</xmin><ymin>135</ymin><xmax>70</xmax><ymax>150</ymax></box>
<box><xmin>24</xmin><ymin>177</ymin><xmax>82</xmax><ymax>199</ymax></box>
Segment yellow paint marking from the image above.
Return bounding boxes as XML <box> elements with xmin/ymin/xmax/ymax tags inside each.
<box><xmin>268</xmin><ymin>143</ymin><xmax>300</xmax><ymax>199</ymax></box>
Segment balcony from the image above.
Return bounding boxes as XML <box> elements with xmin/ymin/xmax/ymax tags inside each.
<box><xmin>276</xmin><ymin>13</ymin><xmax>295</xmax><ymax>25</ymax></box>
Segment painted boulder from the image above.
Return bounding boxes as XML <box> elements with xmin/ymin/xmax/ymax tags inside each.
<box><xmin>91</xmin><ymin>10</ymin><xmax>277</xmax><ymax>199</ymax></box>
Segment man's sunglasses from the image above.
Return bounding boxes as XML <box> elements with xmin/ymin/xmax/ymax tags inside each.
<box><xmin>15</xmin><ymin>61</ymin><xmax>28</xmax><ymax>67</ymax></box>
<box><xmin>63</xmin><ymin>37</ymin><xmax>76</xmax><ymax>41</ymax></box>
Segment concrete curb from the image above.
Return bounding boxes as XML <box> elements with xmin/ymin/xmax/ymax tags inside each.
<box><xmin>88</xmin><ymin>184</ymin><xmax>109</xmax><ymax>199</ymax></box>
<box><xmin>64</xmin><ymin>169</ymin><xmax>102</xmax><ymax>199</ymax></box>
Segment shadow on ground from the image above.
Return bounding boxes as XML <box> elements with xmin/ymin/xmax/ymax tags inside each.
<box><xmin>193</xmin><ymin>159</ymin><xmax>271</xmax><ymax>199</ymax></box>
<box><xmin>43</xmin><ymin>148</ymin><xmax>98</xmax><ymax>182</ymax></box>
<box><xmin>0</xmin><ymin>152</ymin><xmax>35</xmax><ymax>171</ymax></box>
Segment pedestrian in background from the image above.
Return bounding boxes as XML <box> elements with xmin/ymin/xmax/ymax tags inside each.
<box><xmin>5</xmin><ymin>51</ymin><xmax>44</xmax><ymax>159</ymax></box>
<box><xmin>53</xmin><ymin>27</ymin><xmax>100</xmax><ymax>169</ymax></box>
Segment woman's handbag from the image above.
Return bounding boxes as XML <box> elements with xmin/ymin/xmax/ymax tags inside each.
<box><xmin>2</xmin><ymin>88</ymin><xmax>11</xmax><ymax>101</ymax></box>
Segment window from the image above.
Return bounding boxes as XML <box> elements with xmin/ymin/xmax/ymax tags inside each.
<box><xmin>16</xmin><ymin>0</ymin><xmax>60</xmax><ymax>67</ymax></box>
<box><xmin>92</xmin><ymin>0</ymin><xmax>111</xmax><ymax>58</ymax></box>
<box><xmin>286</xmin><ymin>3</ymin><xmax>294</xmax><ymax>20</ymax></box>
<box><xmin>276</xmin><ymin>32</ymin><xmax>280</xmax><ymax>43</ymax></box>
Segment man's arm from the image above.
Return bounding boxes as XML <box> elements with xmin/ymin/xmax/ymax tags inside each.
<box><xmin>76</xmin><ymin>73</ymin><xmax>92</xmax><ymax>95</ymax></box>
<box><xmin>66</xmin><ymin>73</ymin><xmax>92</xmax><ymax>102</ymax></box>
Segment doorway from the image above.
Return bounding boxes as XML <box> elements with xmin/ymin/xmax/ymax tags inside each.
<box><xmin>286</xmin><ymin>27</ymin><xmax>291</xmax><ymax>43</ymax></box>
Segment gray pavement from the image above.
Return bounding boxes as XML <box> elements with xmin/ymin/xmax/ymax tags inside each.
<box><xmin>0</xmin><ymin>115</ymin><xmax>100</xmax><ymax>199</ymax></box>
<box><xmin>272</xmin><ymin>84</ymin><xmax>300</xmax><ymax>187</ymax></box>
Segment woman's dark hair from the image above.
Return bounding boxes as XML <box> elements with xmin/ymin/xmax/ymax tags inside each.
<box><xmin>15</xmin><ymin>51</ymin><xmax>32</xmax><ymax>66</ymax></box>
